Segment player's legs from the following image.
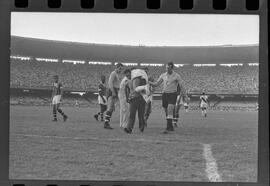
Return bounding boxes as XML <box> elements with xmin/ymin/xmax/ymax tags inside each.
<box><xmin>104</xmin><ymin>96</ymin><xmax>115</xmax><ymax>129</ymax></box>
<box><xmin>56</xmin><ymin>103</ymin><xmax>68</xmax><ymax>121</ymax></box>
<box><xmin>144</xmin><ymin>101</ymin><xmax>151</xmax><ymax>127</ymax></box>
<box><xmin>138</xmin><ymin>97</ymin><xmax>146</xmax><ymax>133</ymax></box>
<box><xmin>52</xmin><ymin>96</ymin><xmax>57</xmax><ymax>121</ymax></box>
<box><xmin>203</xmin><ymin>108</ymin><xmax>207</xmax><ymax>117</ymax></box>
<box><xmin>122</xmin><ymin>102</ymin><xmax>129</xmax><ymax>128</ymax></box>
<box><xmin>52</xmin><ymin>104</ymin><xmax>57</xmax><ymax>121</ymax></box>
<box><xmin>125</xmin><ymin>97</ymin><xmax>139</xmax><ymax>133</ymax></box>
<box><xmin>173</xmin><ymin>104</ymin><xmax>181</xmax><ymax>127</ymax></box>
<box><xmin>163</xmin><ymin>93</ymin><xmax>177</xmax><ymax>133</ymax></box>
<box><xmin>167</xmin><ymin>103</ymin><xmax>175</xmax><ymax>131</ymax></box>
<box><xmin>201</xmin><ymin>107</ymin><xmax>204</xmax><ymax>116</ymax></box>
<box><xmin>100</xmin><ymin>104</ymin><xmax>107</xmax><ymax>121</ymax></box>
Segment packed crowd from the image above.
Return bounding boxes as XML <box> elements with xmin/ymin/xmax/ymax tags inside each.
<box><xmin>10</xmin><ymin>59</ymin><xmax>259</xmax><ymax>94</ymax></box>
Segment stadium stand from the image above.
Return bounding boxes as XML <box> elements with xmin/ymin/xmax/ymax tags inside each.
<box><xmin>10</xmin><ymin>59</ymin><xmax>258</xmax><ymax>94</ymax></box>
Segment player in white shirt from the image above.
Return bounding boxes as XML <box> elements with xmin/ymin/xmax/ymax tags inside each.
<box><xmin>199</xmin><ymin>92</ymin><xmax>209</xmax><ymax>117</ymax></box>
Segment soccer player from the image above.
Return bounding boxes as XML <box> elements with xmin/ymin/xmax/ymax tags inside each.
<box><xmin>173</xmin><ymin>83</ymin><xmax>187</xmax><ymax>127</ymax></box>
<box><xmin>199</xmin><ymin>92</ymin><xmax>209</xmax><ymax>117</ymax></box>
<box><xmin>119</xmin><ymin>69</ymin><xmax>131</xmax><ymax>128</ymax></box>
<box><xmin>124</xmin><ymin>68</ymin><xmax>148</xmax><ymax>134</ymax></box>
<box><xmin>103</xmin><ymin>63</ymin><xmax>124</xmax><ymax>129</ymax></box>
<box><xmin>94</xmin><ymin>75</ymin><xmax>107</xmax><ymax>122</ymax></box>
<box><xmin>51</xmin><ymin>75</ymin><xmax>68</xmax><ymax>122</ymax></box>
<box><xmin>149</xmin><ymin>62</ymin><xmax>186</xmax><ymax>134</ymax></box>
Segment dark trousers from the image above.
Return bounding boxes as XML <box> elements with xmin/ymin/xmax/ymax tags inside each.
<box><xmin>126</xmin><ymin>96</ymin><xmax>146</xmax><ymax>131</ymax></box>
<box><xmin>144</xmin><ymin>101</ymin><xmax>152</xmax><ymax>120</ymax></box>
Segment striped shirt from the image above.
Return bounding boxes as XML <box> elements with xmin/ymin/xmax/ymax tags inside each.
<box><xmin>52</xmin><ymin>82</ymin><xmax>62</xmax><ymax>96</ymax></box>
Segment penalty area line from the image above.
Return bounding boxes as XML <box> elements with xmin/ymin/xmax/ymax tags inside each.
<box><xmin>203</xmin><ymin>144</ymin><xmax>222</xmax><ymax>182</ymax></box>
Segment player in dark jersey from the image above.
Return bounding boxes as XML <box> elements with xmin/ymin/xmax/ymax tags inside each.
<box><xmin>94</xmin><ymin>75</ymin><xmax>107</xmax><ymax>122</ymax></box>
<box><xmin>52</xmin><ymin>75</ymin><xmax>68</xmax><ymax>122</ymax></box>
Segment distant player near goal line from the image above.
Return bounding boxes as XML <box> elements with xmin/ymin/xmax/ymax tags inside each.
<box><xmin>199</xmin><ymin>92</ymin><xmax>209</xmax><ymax>117</ymax></box>
<box><xmin>51</xmin><ymin>75</ymin><xmax>68</xmax><ymax>122</ymax></box>
<box><xmin>94</xmin><ymin>75</ymin><xmax>107</xmax><ymax>122</ymax></box>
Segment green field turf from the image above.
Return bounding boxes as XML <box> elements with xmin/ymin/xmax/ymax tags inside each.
<box><xmin>9</xmin><ymin>105</ymin><xmax>258</xmax><ymax>182</ymax></box>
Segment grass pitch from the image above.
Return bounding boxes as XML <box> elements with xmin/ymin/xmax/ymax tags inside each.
<box><xmin>9</xmin><ymin>105</ymin><xmax>258</xmax><ymax>182</ymax></box>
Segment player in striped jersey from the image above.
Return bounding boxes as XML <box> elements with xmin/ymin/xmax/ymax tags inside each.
<box><xmin>52</xmin><ymin>75</ymin><xmax>68</xmax><ymax>122</ymax></box>
<box><xmin>199</xmin><ymin>92</ymin><xmax>209</xmax><ymax>117</ymax></box>
<box><xmin>94</xmin><ymin>75</ymin><xmax>107</xmax><ymax>122</ymax></box>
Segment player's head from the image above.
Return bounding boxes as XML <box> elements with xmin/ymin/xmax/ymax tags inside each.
<box><xmin>124</xmin><ymin>69</ymin><xmax>131</xmax><ymax>80</ymax></box>
<box><xmin>202</xmin><ymin>92</ymin><xmax>205</xmax><ymax>95</ymax></box>
<box><xmin>166</xmin><ymin>62</ymin><xmax>174</xmax><ymax>74</ymax></box>
<box><xmin>100</xmin><ymin>75</ymin><xmax>106</xmax><ymax>83</ymax></box>
<box><xmin>115</xmin><ymin>63</ymin><xmax>124</xmax><ymax>73</ymax></box>
<box><xmin>53</xmin><ymin>75</ymin><xmax>59</xmax><ymax>82</ymax></box>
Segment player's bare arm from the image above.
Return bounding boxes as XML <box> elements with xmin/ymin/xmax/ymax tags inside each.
<box><xmin>149</xmin><ymin>75</ymin><xmax>163</xmax><ymax>87</ymax></box>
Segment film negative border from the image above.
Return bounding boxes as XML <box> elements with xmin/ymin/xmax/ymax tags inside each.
<box><xmin>11</xmin><ymin>0</ymin><xmax>262</xmax><ymax>13</ymax></box>
<box><xmin>0</xmin><ymin>0</ymin><xmax>268</xmax><ymax>186</ymax></box>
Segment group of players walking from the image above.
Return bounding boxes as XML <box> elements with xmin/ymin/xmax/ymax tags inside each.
<box><xmin>92</xmin><ymin>62</ymin><xmax>209</xmax><ymax>134</ymax></box>
<box><xmin>50</xmin><ymin>62</ymin><xmax>209</xmax><ymax>133</ymax></box>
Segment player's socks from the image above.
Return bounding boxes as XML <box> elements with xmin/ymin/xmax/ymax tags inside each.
<box><xmin>104</xmin><ymin>111</ymin><xmax>112</xmax><ymax>122</ymax></box>
<box><xmin>166</xmin><ymin>116</ymin><xmax>174</xmax><ymax>131</ymax></box>
<box><xmin>53</xmin><ymin>106</ymin><xmax>57</xmax><ymax>121</ymax></box>
<box><xmin>57</xmin><ymin>108</ymin><xmax>67</xmax><ymax>121</ymax></box>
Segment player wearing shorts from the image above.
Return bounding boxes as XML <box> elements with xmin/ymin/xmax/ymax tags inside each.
<box><xmin>150</xmin><ymin>62</ymin><xmax>185</xmax><ymax>134</ymax></box>
<box><xmin>119</xmin><ymin>69</ymin><xmax>131</xmax><ymax>128</ymax></box>
<box><xmin>200</xmin><ymin>92</ymin><xmax>209</xmax><ymax>117</ymax></box>
<box><xmin>51</xmin><ymin>75</ymin><xmax>68</xmax><ymax>122</ymax></box>
<box><xmin>94</xmin><ymin>75</ymin><xmax>107</xmax><ymax>122</ymax></box>
<box><xmin>103</xmin><ymin>63</ymin><xmax>124</xmax><ymax>129</ymax></box>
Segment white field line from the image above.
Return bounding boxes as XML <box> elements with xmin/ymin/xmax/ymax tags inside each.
<box><xmin>13</xmin><ymin>133</ymin><xmax>186</xmax><ymax>145</ymax></box>
<box><xmin>203</xmin><ymin>144</ymin><xmax>222</xmax><ymax>182</ymax></box>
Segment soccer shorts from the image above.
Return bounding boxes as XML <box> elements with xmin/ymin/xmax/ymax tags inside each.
<box><xmin>200</xmin><ymin>102</ymin><xmax>208</xmax><ymax>109</ymax></box>
<box><xmin>52</xmin><ymin>95</ymin><xmax>61</xmax><ymax>105</ymax></box>
<box><xmin>98</xmin><ymin>95</ymin><xmax>107</xmax><ymax>105</ymax></box>
<box><xmin>162</xmin><ymin>92</ymin><xmax>177</xmax><ymax>108</ymax></box>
